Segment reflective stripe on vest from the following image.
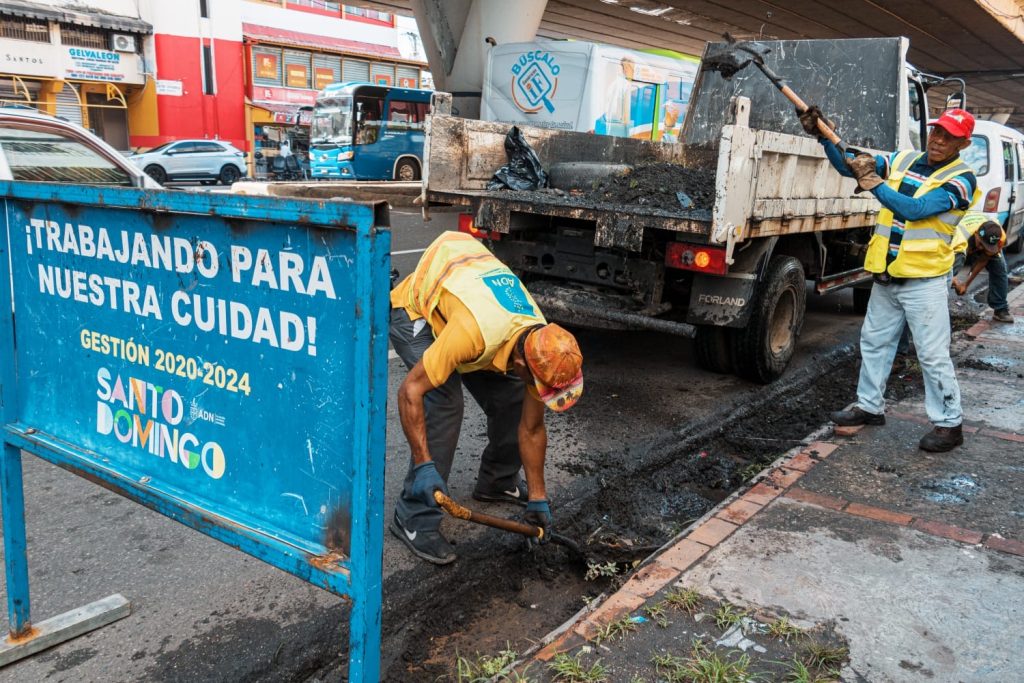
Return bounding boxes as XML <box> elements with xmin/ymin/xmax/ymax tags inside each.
<box><xmin>873</xmin><ymin>224</ymin><xmax>952</xmax><ymax>243</ymax></box>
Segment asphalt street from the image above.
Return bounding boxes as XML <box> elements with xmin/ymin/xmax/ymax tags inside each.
<box><xmin>1</xmin><ymin>206</ymin><xmax>1020</xmax><ymax>682</ymax></box>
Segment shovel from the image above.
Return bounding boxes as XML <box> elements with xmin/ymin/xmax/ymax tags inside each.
<box><xmin>433</xmin><ymin>491</ymin><xmax>584</xmax><ymax>558</ymax></box>
<box><xmin>433</xmin><ymin>491</ymin><xmax>663</xmax><ymax>566</ymax></box>
<box><xmin>702</xmin><ymin>33</ymin><xmax>850</xmax><ymax>153</ymax></box>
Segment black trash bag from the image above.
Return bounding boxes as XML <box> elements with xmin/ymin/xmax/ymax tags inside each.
<box><xmin>487</xmin><ymin>126</ymin><xmax>549</xmax><ymax>191</ymax></box>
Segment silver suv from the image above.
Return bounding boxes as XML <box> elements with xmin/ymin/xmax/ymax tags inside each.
<box><xmin>0</xmin><ymin>107</ymin><xmax>158</xmax><ymax>188</ymax></box>
<box><xmin>129</xmin><ymin>139</ymin><xmax>247</xmax><ymax>185</ymax></box>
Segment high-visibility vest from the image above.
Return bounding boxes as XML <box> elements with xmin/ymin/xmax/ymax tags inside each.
<box><xmin>400</xmin><ymin>231</ymin><xmax>546</xmax><ymax>373</ymax></box>
<box><xmin>863</xmin><ymin>151</ymin><xmax>980</xmax><ymax>278</ymax></box>
<box><xmin>950</xmin><ymin>212</ymin><xmax>1005</xmax><ymax>254</ymax></box>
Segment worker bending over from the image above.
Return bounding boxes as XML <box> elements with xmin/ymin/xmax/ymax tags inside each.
<box><xmin>389</xmin><ymin>231</ymin><xmax>584</xmax><ymax>564</ymax></box>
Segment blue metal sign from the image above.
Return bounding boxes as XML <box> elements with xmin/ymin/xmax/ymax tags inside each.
<box><xmin>0</xmin><ymin>183</ymin><xmax>390</xmax><ymax>680</ymax></box>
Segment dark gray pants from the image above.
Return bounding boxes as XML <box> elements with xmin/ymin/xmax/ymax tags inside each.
<box><xmin>390</xmin><ymin>308</ymin><xmax>526</xmax><ymax>531</ymax></box>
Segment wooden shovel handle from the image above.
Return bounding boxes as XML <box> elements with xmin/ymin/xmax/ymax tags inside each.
<box><xmin>778</xmin><ymin>84</ymin><xmax>843</xmax><ymax>146</ymax></box>
<box><xmin>434</xmin><ymin>491</ymin><xmax>544</xmax><ymax>540</ymax></box>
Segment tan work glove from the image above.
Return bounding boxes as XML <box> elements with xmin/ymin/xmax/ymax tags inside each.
<box><xmin>847</xmin><ymin>153</ymin><xmax>883</xmax><ymax>192</ymax></box>
<box><xmin>797</xmin><ymin>105</ymin><xmax>835</xmax><ymax>137</ymax></box>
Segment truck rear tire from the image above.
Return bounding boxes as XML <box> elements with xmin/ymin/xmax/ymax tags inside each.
<box><xmin>694</xmin><ymin>325</ymin><xmax>735</xmax><ymax>374</ymax></box>
<box><xmin>732</xmin><ymin>255</ymin><xmax>806</xmax><ymax>384</ymax></box>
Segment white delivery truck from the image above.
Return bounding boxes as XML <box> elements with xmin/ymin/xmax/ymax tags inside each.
<box><xmin>481</xmin><ymin>41</ymin><xmax>699</xmax><ymax>142</ymax></box>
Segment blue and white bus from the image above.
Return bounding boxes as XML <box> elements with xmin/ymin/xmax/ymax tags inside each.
<box><xmin>309</xmin><ymin>82</ymin><xmax>432</xmax><ymax>181</ymax></box>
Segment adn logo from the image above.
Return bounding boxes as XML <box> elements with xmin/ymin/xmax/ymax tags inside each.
<box><xmin>510</xmin><ymin>50</ymin><xmax>560</xmax><ymax>114</ymax></box>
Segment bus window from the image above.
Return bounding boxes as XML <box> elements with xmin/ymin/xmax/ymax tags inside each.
<box><xmin>355</xmin><ymin>95</ymin><xmax>383</xmax><ymax>145</ymax></box>
<box><xmin>387</xmin><ymin>100</ymin><xmax>427</xmax><ymax>131</ymax></box>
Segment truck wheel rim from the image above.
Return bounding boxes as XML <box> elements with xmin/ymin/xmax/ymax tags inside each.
<box><xmin>769</xmin><ymin>289</ymin><xmax>797</xmax><ymax>355</ymax></box>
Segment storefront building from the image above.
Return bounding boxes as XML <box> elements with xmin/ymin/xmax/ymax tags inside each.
<box><xmin>0</xmin><ymin>0</ymin><xmax>152</xmax><ymax>151</ymax></box>
<box><xmin>241</xmin><ymin>1</ymin><xmax>428</xmax><ymax>175</ymax></box>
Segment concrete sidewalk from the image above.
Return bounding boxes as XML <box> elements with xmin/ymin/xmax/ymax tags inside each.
<box><xmin>521</xmin><ymin>285</ymin><xmax>1024</xmax><ymax>682</ymax></box>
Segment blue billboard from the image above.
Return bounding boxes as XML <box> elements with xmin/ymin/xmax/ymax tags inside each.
<box><xmin>0</xmin><ymin>183</ymin><xmax>389</xmax><ymax>680</ymax></box>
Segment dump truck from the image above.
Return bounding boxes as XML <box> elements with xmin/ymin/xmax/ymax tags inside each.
<box><xmin>422</xmin><ymin>37</ymin><xmax>958</xmax><ymax>383</ymax></box>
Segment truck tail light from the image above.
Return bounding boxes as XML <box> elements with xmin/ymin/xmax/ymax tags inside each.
<box><xmin>665</xmin><ymin>242</ymin><xmax>727</xmax><ymax>275</ymax></box>
<box><xmin>983</xmin><ymin>187</ymin><xmax>1001</xmax><ymax>212</ymax></box>
<box><xmin>458</xmin><ymin>213</ymin><xmax>500</xmax><ymax>240</ymax></box>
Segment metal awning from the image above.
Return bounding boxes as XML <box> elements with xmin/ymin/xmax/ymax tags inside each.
<box><xmin>0</xmin><ymin>0</ymin><xmax>152</xmax><ymax>34</ymax></box>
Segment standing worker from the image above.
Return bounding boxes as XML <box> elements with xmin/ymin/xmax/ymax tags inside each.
<box><xmin>389</xmin><ymin>231</ymin><xmax>584</xmax><ymax>564</ymax></box>
<box><xmin>799</xmin><ymin>107</ymin><xmax>979</xmax><ymax>452</ymax></box>
<box><xmin>950</xmin><ymin>214</ymin><xmax>1014</xmax><ymax>323</ymax></box>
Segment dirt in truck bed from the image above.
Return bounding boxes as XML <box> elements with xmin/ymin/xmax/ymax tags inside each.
<box><xmin>587</xmin><ymin>162</ymin><xmax>716</xmax><ymax>212</ymax></box>
<box><xmin>486</xmin><ymin>162</ymin><xmax>716</xmax><ymax>219</ymax></box>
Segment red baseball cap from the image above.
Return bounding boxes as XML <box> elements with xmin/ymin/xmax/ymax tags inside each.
<box><xmin>929</xmin><ymin>108</ymin><xmax>975</xmax><ymax>139</ymax></box>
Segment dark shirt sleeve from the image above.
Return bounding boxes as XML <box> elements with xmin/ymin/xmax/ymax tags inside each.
<box><xmin>820</xmin><ymin>140</ymin><xmax>886</xmax><ymax>178</ymax></box>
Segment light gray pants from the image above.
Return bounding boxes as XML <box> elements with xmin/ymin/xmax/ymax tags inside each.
<box><xmin>856</xmin><ymin>275</ymin><xmax>962</xmax><ymax>427</ymax></box>
<box><xmin>390</xmin><ymin>308</ymin><xmax>526</xmax><ymax>531</ymax></box>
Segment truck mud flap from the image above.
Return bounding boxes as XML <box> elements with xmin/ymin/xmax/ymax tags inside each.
<box><xmin>686</xmin><ymin>273</ymin><xmax>758</xmax><ymax>328</ymax></box>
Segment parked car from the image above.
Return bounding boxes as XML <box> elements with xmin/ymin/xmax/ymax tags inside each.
<box><xmin>0</xmin><ymin>107</ymin><xmax>158</xmax><ymax>188</ymax></box>
<box><xmin>129</xmin><ymin>139</ymin><xmax>247</xmax><ymax>186</ymax></box>
<box><xmin>960</xmin><ymin>119</ymin><xmax>1024</xmax><ymax>253</ymax></box>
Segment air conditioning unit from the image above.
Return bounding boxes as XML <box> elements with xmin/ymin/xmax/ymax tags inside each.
<box><xmin>110</xmin><ymin>34</ymin><xmax>136</xmax><ymax>52</ymax></box>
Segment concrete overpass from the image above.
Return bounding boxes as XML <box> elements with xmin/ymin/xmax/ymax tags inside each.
<box><xmin>367</xmin><ymin>0</ymin><xmax>1024</xmax><ymax>128</ymax></box>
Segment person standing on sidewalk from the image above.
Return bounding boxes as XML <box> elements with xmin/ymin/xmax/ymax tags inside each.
<box><xmin>799</xmin><ymin>108</ymin><xmax>980</xmax><ymax>452</ymax></box>
<box><xmin>389</xmin><ymin>231</ymin><xmax>584</xmax><ymax>564</ymax></box>
<box><xmin>950</xmin><ymin>214</ymin><xmax>1014</xmax><ymax>323</ymax></box>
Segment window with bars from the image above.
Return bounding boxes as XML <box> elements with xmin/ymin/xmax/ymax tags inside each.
<box><xmin>288</xmin><ymin>0</ymin><xmax>341</xmax><ymax>14</ymax></box>
<box><xmin>61</xmin><ymin>24</ymin><xmax>108</xmax><ymax>49</ymax></box>
<box><xmin>344</xmin><ymin>6</ymin><xmax>393</xmax><ymax>23</ymax></box>
<box><xmin>0</xmin><ymin>17</ymin><xmax>51</xmax><ymax>42</ymax></box>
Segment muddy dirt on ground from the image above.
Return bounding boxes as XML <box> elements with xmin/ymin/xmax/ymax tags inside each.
<box><xmin>307</xmin><ymin>310</ymin><xmax>976</xmax><ymax>682</ymax></box>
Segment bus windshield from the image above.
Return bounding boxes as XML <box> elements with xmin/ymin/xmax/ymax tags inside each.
<box><xmin>311</xmin><ymin>97</ymin><xmax>353</xmax><ymax>148</ymax></box>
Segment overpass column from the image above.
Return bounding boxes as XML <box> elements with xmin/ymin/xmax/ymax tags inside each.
<box><xmin>410</xmin><ymin>0</ymin><xmax>547</xmax><ymax>118</ymax></box>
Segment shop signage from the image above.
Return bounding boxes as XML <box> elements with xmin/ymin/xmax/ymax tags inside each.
<box><xmin>374</xmin><ymin>74</ymin><xmax>392</xmax><ymax>86</ymax></box>
<box><xmin>315</xmin><ymin>67</ymin><xmax>334</xmax><ymax>90</ymax></box>
<box><xmin>64</xmin><ymin>47</ymin><xmax>129</xmax><ymax>82</ymax></box>
<box><xmin>0</xmin><ymin>38</ymin><xmax>60</xmax><ymax>77</ymax></box>
<box><xmin>256</xmin><ymin>86</ymin><xmax>316</xmax><ymax>106</ymax></box>
<box><xmin>256</xmin><ymin>53</ymin><xmax>278</xmax><ymax>80</ymax></box>
<box><xmin>286</xmin><ymin>63</ymin><xmax>308</xmax><ymax>88</ymax></box>
<box><xmin>156</xmin><ymin>80</ymin><xmax>183</xmax><ymax>96</ymax></box>
<box><xmin>398</xmin><ymin>77</ymin><xmax>418</xmax><ymax>88</ymax></box>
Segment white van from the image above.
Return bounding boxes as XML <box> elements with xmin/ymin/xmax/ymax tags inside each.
<box><xmin>960</xmin><ymin>119</ymin><xmax>1024</xmax><ymax>253</ymax></box>
<box><xmin>482</xmin><ymin>41</ymin><xmax>699</xmax><ymax>142</ymax></box>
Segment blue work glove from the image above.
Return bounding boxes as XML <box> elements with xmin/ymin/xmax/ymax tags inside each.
<box><xmin>524</xmin><ymin>499</ymin><xmax>553</xmax><ymax>545</ymax></box>
<box><xmin>410</xmin><ymin>461</ymin><xmax>447</xmax><ymax>507</ymax></box>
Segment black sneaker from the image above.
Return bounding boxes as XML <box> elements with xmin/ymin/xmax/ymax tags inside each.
<box><xmin>830</xmin><ymin>407</ymin><xmax>885</xmax><ymax>426</ymax></box>
<box><xmin>389</xmin><ymin>515</ymin><xmax>456</xmax><ymax>565</ymax></box>
<box><xmin>472</xmin><ymin>480</ymin><xmax>528</xmax><ymax>507</ymax></box>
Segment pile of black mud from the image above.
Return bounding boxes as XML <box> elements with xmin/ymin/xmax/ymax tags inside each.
<box><xmin>585</xmin><ymin>162</ymin><xmax>715</xmax><ymax>212</ymax></box>
<box><xmin>486</xmin><ymin>162</ymin><xmax>715</xmax><ymax>217</ymax></box>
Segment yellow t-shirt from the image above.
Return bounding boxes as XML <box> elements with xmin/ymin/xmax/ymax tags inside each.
<box><xmin>392</xmin><ymin>279</ymin><xmax>520</xmax><ymax>388</ymax></box>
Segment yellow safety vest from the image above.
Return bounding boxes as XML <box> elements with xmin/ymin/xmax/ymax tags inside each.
<box><xmin>950</xmin><ymin>212</ymin><xmax>1005</xmax><ymax>254</ymax></box>
<box><xmin>402</xmin><ymin>231</ymin><xmax>546</xmax><ymax>373</ymax></box>
<box><xmin>863</xmin><ymin>151</ymin><xmax>980</xmax><ymax>278</ymax></box>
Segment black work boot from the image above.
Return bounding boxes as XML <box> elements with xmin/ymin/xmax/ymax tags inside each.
<box><xmin>919</xmin><ymin>425</ymin><xmax>963</xmax><ymax>453</ymax></box>
<box><xmin>830</xmin><ymin>407</ymin><xmax>885</xmax><ymax>427</ymax></box>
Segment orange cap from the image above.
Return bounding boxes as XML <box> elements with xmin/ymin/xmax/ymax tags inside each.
<box><xmin>524</xmin><ymin>324</ymin><xmax>583</xmax><ymax>412</ymax></box>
